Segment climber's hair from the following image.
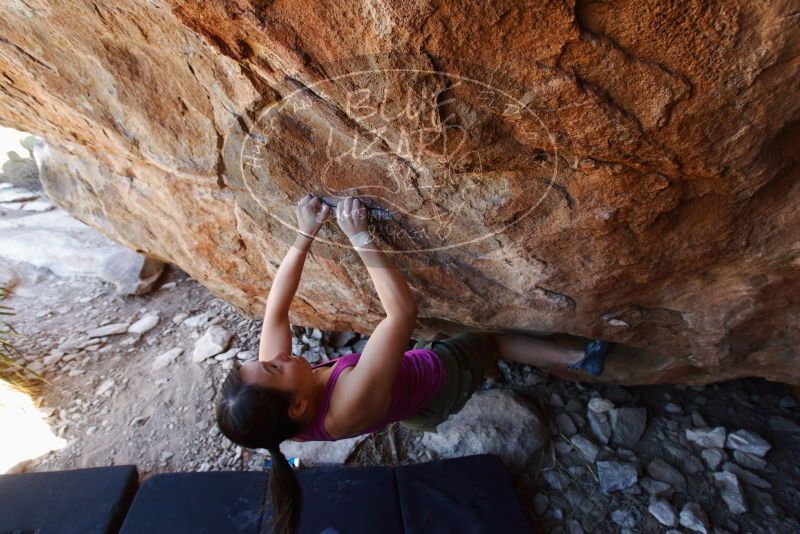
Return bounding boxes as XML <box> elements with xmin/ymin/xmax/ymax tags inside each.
<box><xmin>216</xmin><ymin>364</ymin><xmax>303</xmax><ymax>534</ymax></box>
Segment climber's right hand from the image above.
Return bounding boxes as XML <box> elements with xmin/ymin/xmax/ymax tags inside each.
<box><xmin>335</xmin><ymin>197</ymin><xmax>369</xmax><ymax>239</ymax></box>
<box><xmin>295</xmin><ymin>193</ymin><xmax>330</xmax><ymax>237</ymax></box>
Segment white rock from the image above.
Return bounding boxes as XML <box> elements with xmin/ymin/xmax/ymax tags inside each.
<box><xmin>43</xmin><ymin>353</ymin><xmax>63</xmax><ymax>366</ymax></box>
<box><xmin>236</xmin><ymin>350</ymin><xmax>256</xmax><ymax>361</ymax></box>
<box><xmin>648</xmin><ymin>498</ymin><xmax>677</xmax><ymax>527</ymax></box>
<box><xmin>700</xmin><ymin>448</ymin><xmax>725</xmax><ymax>470</ymax></box>
<box><xmin>722</xmin><ymin>462</ymin><xmax>771</xmax><ymax>489</ymax></box>
<box><xmin>214</xmin><ymin>347</ymin><xmax>241</xmax><ymax>361</ymax></box>
<box><xmin>172</xmin><ymin>312</ymin><xmax>188</xmax><ymax>324</ymax></box>
<box><xmin>421</xmin><ymin>390</ymin><xmax>547</xmax><ymax>472</ymax></box>
<box><xmin>192</xmin><ymin>326</ymin><xmax>233</xmax><ymax>363</ymax></box>
<box><xmin>183</xmin><ymin>312</ymin><xmax>211</xmax><ymax>329</ymax></box>
<box><xmin>96</xmin><ymin>379</ymin><xmax>115</xmax><ymax>396</ymax></box>
<box><xmin>726</xmin><ymin>429</ymin><xmax>771</xmax><ymax>457</ymax></box>
<box><xmin>128</xmin><ymin>314</ymin><xmax>160</xmax><ymax>334</ymax></box>
<box><xmin>0</xmin><ymin>201</ymin><xmax>25</xmax><ymax>210</ymax></box>
<box><xmin>587</xmin><ymin>409</ymin><xmax>612</xmax><ymax>444</ymax></box>
<box><xmin>611</xmin><ymin>509</ymin><xmax>635</xmax><ymax>528</ymax></box>
<box><xmin>152</xmin><ymin>348</ymin><xmax>183</xmax><ymax>370</ymax></box>
<box><xmin>571</xmin><ymin>435</ymin><xmax>599</xmax><ymax>462</ymax></box>
<box><xmin>86</xmin><ymin>322</ymin><xmax>130</xmax><ymax>338</ymax></box>
<box><xmin>280</xmin><ymin>435</ymin><xmax>367</xmax><ymax>466</ymax></box>
<box><xmin>713</xmin><ymin>471</ymin><xmax>748</xmax><ymax>514</ymax></box>
<box><xmin>686</xmin><ymin>427</ymin><xmax>726</xmax><ymax>448</ymax></box>
<box><xmin>0</xmin><ymin>209</ymin><xmax>162</xmax><ymax>294</ymax></box>
<box><xmin>679</xmin><ymin>502</ymin><xmax>710</xmax><ymax>533</ymax></box>
<box><xmin>588</xmin><ymin>397</ymin><xmax>614</xmax><ymax>413</ymax></box>
<box><xmin>0</xmin><ymin>188</ymin><xmax>38</xmax><ymax>203</ymax></box>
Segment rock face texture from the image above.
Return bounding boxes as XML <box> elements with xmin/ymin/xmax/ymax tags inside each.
<box><xmin>0</xmin><ymin>1</ymin><xmax>798</xmax><ymax>384</ymax></box>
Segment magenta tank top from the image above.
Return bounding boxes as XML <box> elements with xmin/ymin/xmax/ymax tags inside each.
<box><xmin>293</xmin><ymin>349</ymin><xmax>446</xmax><ymax>441</ymax></box>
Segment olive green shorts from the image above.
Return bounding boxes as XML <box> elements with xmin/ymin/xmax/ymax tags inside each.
<box><xmin>399</xmin><ymin>332</ymin><xmax>499</xmax><ymax>433</ymax></box>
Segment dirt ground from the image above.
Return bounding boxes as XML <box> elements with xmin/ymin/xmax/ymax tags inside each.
<box><xmin>2</xmin><ymin>256</ymin><xmax>800</xmax><ymax>533</ymax></box>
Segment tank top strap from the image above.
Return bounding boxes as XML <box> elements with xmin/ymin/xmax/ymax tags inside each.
<box><xmin>310</xmin><ymin>360</ymin><xmax>337</xmax><ymax>370</ymax></box>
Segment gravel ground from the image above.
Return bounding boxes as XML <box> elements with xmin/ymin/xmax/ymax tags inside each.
<box><xmin>2</xmin><ymin>257</ymin><xmax>800</xmax><ymax>533</ymax></box>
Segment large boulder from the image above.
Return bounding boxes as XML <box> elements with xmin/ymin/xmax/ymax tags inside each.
<box><xmin>420</xmin><ymin>389</ymin><xmax>548</xmax><ymax>472</ymax></box>
<box><xmin>0</xmin><ymin>150</ymin><xmax>40</xmax><ymax>191</ymax></box>
<box><xmin>0</xmin><ymin>1</ymin><xmax>798</xmax><ymax>383</ymax></box>
<box><xmin>0</xmin><ymin>209</ymin><xmax>163</xmax><ymax>294</ymax></box>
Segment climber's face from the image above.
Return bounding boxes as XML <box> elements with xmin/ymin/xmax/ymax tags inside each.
<box><xmin>239</xmin><ymin>351</ymin><xmax>315</xmax><ymax>398</ymax></box>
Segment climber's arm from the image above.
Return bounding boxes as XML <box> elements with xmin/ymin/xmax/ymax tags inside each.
<box><xmin>336</xmin><ymin>238</ymin><xmax>418</xmax><ymax>422</ymax></box>
<box><xmin>258</xmin><ymin>233</ymin><xmax>313</xmax><ymax>361</ymax></box>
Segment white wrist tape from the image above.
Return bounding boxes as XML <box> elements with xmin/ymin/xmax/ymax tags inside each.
<box><xmin>349</xmin><ymin>230</ymin><xmax>373</xmax><ymax>249</ymax></box>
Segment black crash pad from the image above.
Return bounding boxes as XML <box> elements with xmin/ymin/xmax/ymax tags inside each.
<box><xmin>296</xmin><ymin>464</ymin><xmax>403</xmax><ymax>534</ymax></box>
<box><xmin>0</xmin><ymin>464</ymin><xmax>138</xmax><ymax>534</ymax></box>
<box><xmin>119</xmin><ymin>471</ymin><xmax>268</xmax><ymax>534</ymax></box>
<box><xmin>120</xmin><ymin>454</ymin><xmax>530</xmax><ymax>533</ymax></box>
<box><xmin>396</xmin><ymin>454</ymin><xmax>531</xmax><ymax>533</ymax></box>
<box><xmin>297</xmin><ymin>454</ymin><xmax>530</xmax><ymax>533</ymax></box>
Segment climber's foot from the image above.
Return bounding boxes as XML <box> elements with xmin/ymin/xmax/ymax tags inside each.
<box><xmin>567</xmin><ymin>339</ymin><xmax>615</xmax><ymax>376</ymax></box>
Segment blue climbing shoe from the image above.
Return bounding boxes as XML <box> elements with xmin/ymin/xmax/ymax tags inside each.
<box><xmin>567</xmin><ymin>339</ymin><xmax>615</xmax><ymax>376</ymax></box>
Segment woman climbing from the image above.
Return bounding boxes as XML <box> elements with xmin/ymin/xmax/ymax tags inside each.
<box><xmin>216</xmin><ymin>193</ymin><xmax>614</xmax><ymax>534</ymax></box>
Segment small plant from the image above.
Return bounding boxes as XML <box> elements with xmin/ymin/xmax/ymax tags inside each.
<box><xmin>0</xmin><ymin>286</ymin><xmax>41</xmax><ymax>392</ymax></box>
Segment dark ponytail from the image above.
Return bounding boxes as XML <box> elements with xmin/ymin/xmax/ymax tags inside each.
<box><xmin>266</xmin><ymin>446</ymin><xmax>301</xmax><ymax>532</ymax></box>
<box><xmin>216</xmin><ymin>365</ymin><xmax>303</xmax><ymax>534</ymax></box>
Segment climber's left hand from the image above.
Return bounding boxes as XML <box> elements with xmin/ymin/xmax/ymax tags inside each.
<box><xmin>295</xmin><ymin>193</ymin><xmax>330</xmax><ymax>237</ymax></box>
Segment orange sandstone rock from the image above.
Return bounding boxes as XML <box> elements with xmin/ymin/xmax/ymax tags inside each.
<box><xmin>0</xmin><ymin>1</ymin><xmax>797</xmax><ymax>383</ymax></box>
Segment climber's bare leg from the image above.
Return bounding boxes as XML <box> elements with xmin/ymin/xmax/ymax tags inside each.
<box><xmin>487</xmin><ymin>332</ymin><xmax>584</xmax><ymax>368</ymax></box>
<box><xmin>432</xmin><ymin>331</ymin><xmax>581</xmax><ymax>378</ymax></box>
